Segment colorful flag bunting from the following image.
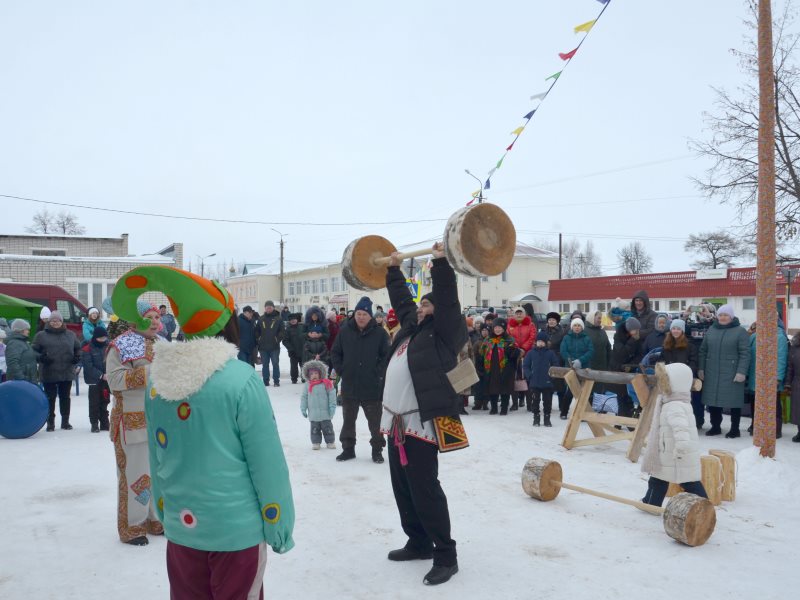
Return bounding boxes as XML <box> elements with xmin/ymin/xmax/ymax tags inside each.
<box><xmin>471</xmin><ymin>189</ymin><xmax>481</xmax><ymax>198</ymax></box>
<box><xmin>558</xmin><ymin>47</ymin><xmax>578</xmax><ymax>61</ymax></box>
<box><xmin>596</xmin><ymin>0</ymin><xmax>610</xmax><ymax>4</ymax></box>
<box><xmin>484</xmin><ymin>178</ymin><xmax>491</xmax><ymax>190</ymax></box>
<box><xmin>574</xmin><ymin>19</ymin><xmax>596</xmax><ymax>33</ymax></box>
<box><xmin>496</xmin><ymin>155</ymin><xmax>505</xmax><ymax>169</ymax></box>
<box><xmin>466</xmin><ymin>197</ymin><xmax>476</xmax><ymax>206</ymax></box>
<box><xmin>506</xmin><ymin>141</ymin><xmax>515</xmax><ymax>151</ymax></box>
<box><xmin>511</xmin><ymin>126</ymin><xmax>525</xmax><ymax>135</ymax></box>
<box><xmin>523</xmin><ymin>109</ymin><xmax>536</xmax><ymax>119</ymax></box>
<box><xmin>488</xmin><ymin>167</ymin><xmax>497</xmax><ymax>177</ymax></box>
<box><xmin>530</xmin><ymin>92</ymin><xmax>546</xmax><ymax>101</ymax></box>
<box><xmin>545</xmin><ymin>71</ymin><xmax>562</xmax><ymax>82</ymax></box>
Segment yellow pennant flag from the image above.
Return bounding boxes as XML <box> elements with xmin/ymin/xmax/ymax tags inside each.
<box><xmin>510</xmin><ymin>126</ymin><xmax>525</xmax><ymax>135</ymax></box>
<box><xmin>574</xmin><ymin>19</ymin><xmax>595</xmax><ymax>34</ymax></box>
<box><xmin>471</xmin><ymin>189</ymin><xmax>481</xmax><ymax>198</ymax></box>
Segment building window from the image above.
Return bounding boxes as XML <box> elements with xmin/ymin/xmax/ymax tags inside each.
<box><xmin>303</xmin><ymin>280</ymin><xmax>310</xmax><ymax>294</ymax></box>
<box><xmin>312</xmin><ymin>279</ymin><xmax>319</xmax><ymax>294</ymax></box>
<box><xmin>481</xmin><ymin>276</ymin><xmax>489</xmax><ymax>282</ymax></box>
<box><xmin>481</xmin><ymin>299</ymin><xmax>489</xmax><ymax>308</ymax></box>
<box><xmin>331</xmin><ymin>277</ymin><xmax>339</xmax><ymax>292</ymax></box>
<box><xmin>558</xmin><ymin>303</ymin><xmax>570</xmax><ymax>313</ymax></box>
<box><xmin>576</xmin><ymin>302</ymin><xmax>590</xmax><ymax>313</ymax></box>
<box><xmin>501</xmin><ymin>299</ymin><xmax>508</xmax><ymax>305</ymax></box>
<box><xmin>501</xmin><ymin>271</ymin><xmax>508</xmax><ymax>282</ymax></box>
<box><xmin>32</xmin><ymin>248</ymin><xmax>66</xmax><ymax>256</ymax></box>
<box><xmin>742</xmin><ymin>298</ymin><xmax>755</xmax><ymax>310</ymax></box>
<box><xmin>597</xmin><ymin>302</ymin><xmax>609</xmax><ymax>313</ymax></box>
<box><xmin>320</xmin><ymin>278</ymin><xmax>327</xmax><ymax>293</ymax></box>
<box><xmin>652</xmin><ymin>300</ymin><xmax>660</xmax><ymax>311</ymax></box>
<box><xmin>288</xmin><ymin>282</ymin><xmax>295</xmax><ymax>295</ymax></box>
<box><xmin>681</xmin><ymin>300</ymin><xmax>687</xmax><ymax>309</ymax></box>
<box><xmin>668</xmin><ymin>300</ymin><xmax>680</xmax><ymax>311</ymax></box>
<box><xmin>341</xmin><ymin>277</ymin><xmax>348</xmax><ymax>290</ymax></box>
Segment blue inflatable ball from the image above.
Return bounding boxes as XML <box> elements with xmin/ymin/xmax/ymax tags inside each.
<box><xmin>0</xmin><ymin>380</ymin><xmax>49</xmax><ymax>439</ymax></box>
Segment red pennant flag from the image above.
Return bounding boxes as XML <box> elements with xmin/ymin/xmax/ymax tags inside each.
<box><xmin>559</xmin><ymin>47</ymin><xmax>578</xmax><ymax>61</ymax></box>
<box><xmin>506</xmin><ymin>141</ymin><xmax>515</xmax><ymax>151</ymax></box>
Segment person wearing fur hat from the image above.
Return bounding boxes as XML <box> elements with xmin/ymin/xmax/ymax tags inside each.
<box><xmin>304</xmin><ymin>305</ymin><xmax>329</xmax><ymax>340</ymax></box>
<box><xmin>300</xmin><ymin>360</ymin><xmax>338</xmax><ymax>450</ymax></box>
<box><xmin>508</xmin><ymin>308</ymin><xmax>537</xmax><ymax>410</ymax></box>
<box><xmin>282</xmin><ymin>313</ymin><xmax>306</xmax><ymax>384</ymax></box>
<box><xmin>477</xmin><ymin>317</ymin><xmax>520</xmax><ymax>415</ymax></box>
<box><xmin>559</xmin><ymin>318</ymin><xmax>594</xmax><ymax>418</ymax></box>
<box><xmin>32</xmin><ymin>310</ymin><xmax>81</xmax><ymax>431</ymax></box>
<box><xmin>256</xmin><ymin>300</ymin><xmax>285</xmax><ymax>387</ymax></box>
<box><xmin>522</xmin><ymin>330</ymin><xmax>560</xmax><ymax>426</ymax></box>
<box><xmin>5</xmin><ymin>319</ymin><xmax>39</xmax><ymax>383</ymax></box>
<box><xmin>105</xmin><ymin>297</ymin><xmax>164</xmax><ymax>544</ymax></box>
<box><xmin>82</xmin><ymin>306</ymin><xmax>104</xmax><ymax>343</ymax></box>
<box><xmin>381</xmin><ymin>242</ymin><xmax>467</xmax><ymax>586</ymax></box>
<box><xmin>81</xmin><ymin>325</ymin><xmax>110</xmax><ymax>432</ymax></box>
<box><xmin>698</xmin><ymin>304</ymin><xmax>750</xmax><ymax>437</ymax></box>
<box><xmin>303</xmin><ymin>324</ymin><xmax>330</xmax><ymax>365</ymax></box>
<box><xmin>113</xmin><ymin>266</ymin><xmax>294</xmax><ymax>594</ymax></box>
<box><xmin>331</xmin><ymin>295</ymin><xmax>390</xmax><ymax>463</ymax></box>
<box><xmin>641</xmin><ymin>363</ymin><xmax>708</xmax><ymax>506</ymax></box>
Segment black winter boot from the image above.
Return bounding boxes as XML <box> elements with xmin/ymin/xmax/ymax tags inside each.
<box><xmin>388</xmin><ymin>546</ymin><xmax>433</xmax><ymax>561</ymax></box>
<box><xmin>543</xmin><ymin>414</ymin><xmax>552</xmax><ymax>427</ymax></box>
<box><xmin>792</xmin><ymin>430</ymin><xmax>800</xmax><ymax>442</ymax></box>
<box><xmin>424</xmin><ymin>564</ymin><xmax>458</xmax><ymax>586</ymax></box>
<box><xmin>61</xmin><ymin>418</ymin><xmax>73</xmax><ymax>431</ymax></box>
<box><xmin>533</xmin><ymin>413</ymin><xmax>540</xmax><ymax>427</ymax></box>
<box><xmin>46</xmin><ymin>416</ymin><xmax>55</xmax><ymax>432</ymax></box>
<box><xmin>336</xmin><ymin>448</ymin><xmax>356</xmax><ymax>462</ymax></box>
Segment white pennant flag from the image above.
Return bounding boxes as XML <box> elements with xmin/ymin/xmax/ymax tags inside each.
<box><xmin>530</xmin><ymin>91</ymin><xmax>546</xmax><ymax>101</ymax></box>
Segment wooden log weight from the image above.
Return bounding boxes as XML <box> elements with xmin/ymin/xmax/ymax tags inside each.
<box><xmin>521</xmin><ymin>458</ymin><xmax>716</xmax><ymax>546</ymax></box>
<box><xmin>341</xmin><ymin>203</ymin><xmax>516</xmax><ymax>290</ymax></box>
<box><xmin>708</xmin><ymin>449</ymin><xmax>736</xmax><ymax>502</ymax></box>
<box><xmin>700</xmin><ymin>455</ymin><xmax>723</xmax><ymax>506</ymax></box>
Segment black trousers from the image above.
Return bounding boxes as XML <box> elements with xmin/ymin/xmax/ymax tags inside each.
<box><xmin>289</xmin><ymin>354</ymin><xmax>302</xmax><ymax>383</ymax></box>
<box><xmin>43</xmin><ymin>380</ymin><xmax>72</xmax><ymax>420</ymax></box>
<box><xmin>529</xmin><ymin>387</ymin><xmax>554</xmax><ymax>415</ymax></box>
<box><xmin>88</xmin><ymin>381</ymin><xmax>111</xmax><ymax>428</ymax></box>
<box><xmin>643</xmin><ymin>477</ymin><xmax>708</xmax><ymax>507</ymax></box>
<box><xmin>709</xmin><ymin>406</ymin><xmax>742</xmax><ymax>431</ymax></box>
<box><xmin>690</xmin><ymin>390</ymin><xmax>705</xmax><ymax>427</ymax></box>
<box><xmin>338</xmin><ymin>396</ymin><xmax>385</xmax><ymax>451</ymax></box>
<box><xmin>388</xmin><ymin>435</ymin><xmax>457</xmax><ymax>567</ymax></box>
<box><xmin>488</xmin><ymin>394</ymin><xmax>510</xmax><ymax>413</ymax></box>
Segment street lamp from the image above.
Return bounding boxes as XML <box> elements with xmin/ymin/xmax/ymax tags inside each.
<box><xmin>271</xmin><ymin>229</ymin><xmax>287</xmax><ymax>305</ymax></box>
<box><xmin>197</xmin><ymin>253</ymin><xmax>216</xmax><ymax>279</ymax></box>
<box><xmin>464</xmin><ymin>169</ymin><xmax>485</xmax><ymax>307</ymax></box>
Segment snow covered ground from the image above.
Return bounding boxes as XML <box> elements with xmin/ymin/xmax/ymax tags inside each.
<box><xmin>1</xmin><ymin>351</ymin><xmax>797</xmax><ymax>600</ymax></box>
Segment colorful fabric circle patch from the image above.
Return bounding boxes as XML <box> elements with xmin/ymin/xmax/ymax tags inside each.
<box><xmin>177</xmin><ymin>402</ymin><xmax>191</xmax><ymax>420</ymax></box>
<box><xmin>150</xmin><ymin>387</ymin><xmax>158</xmax><ymax>399</ymax></box>
<box><xmin>262</xmin><ymin>503</ymin><xmax>280</xmax><ymax>524</ymax></box>
<box><xmin>158</xmin><ymin>497</ymin><xmax>164</xmax><ymax>512</ymax></box>
<box><xmin>179</xmin><ymin>509</ymin><xmax>197</xmax><ymax>529</ymax></box>
<box><xmin>155</xmin><ymin>428</ymin><xmax>168</xmax><ymax>449</ymax></box>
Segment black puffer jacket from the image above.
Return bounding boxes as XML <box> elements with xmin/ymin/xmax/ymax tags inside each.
<box><xmin>282</xmin><ymin>318</ymin><xmax>306</xmax><ymax>358</ymax></box>
<box><xmin>387</xmin><ymin>257</ymin><xmax>468</xmax><ymax>422</ymax></box>
<box><xmin>303</xmin><ymin>336</ymin><xmax>329</xmax><ymax>364</ymax></box>
<box><xmin>256</xmin><ymin>311</ymin><xmax>285</xmax><ymax>352</ymax></box>
<box><xmin>331</xmin><ymin>317</ymin><xmax>390</xmax><ymax>402</ymax></box>
<box><xmin>542</xmin><ymin>324</ymin><xmax>567</xmax><ymax>361</ymax></box>
<box><xmin>81</xmin><ymin>340</ymin><xmax>108</xmax><ymax>385</ymax></box>
<box><xmin>609</xmin><ymin>324</ymin><xmax>643</xmax><ymax>372</ymax></box>
<box><xmin>32</xmin><ymin>325</ymin><xmax>81</xmax><ymax>383</ymax></box>
<box><xmin>631</xmin><ymin>290</ymin><xmax>657</xmax><ymax>341</ymax></box>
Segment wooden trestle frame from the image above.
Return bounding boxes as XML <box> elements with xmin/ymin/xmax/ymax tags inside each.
<box><xmin>548</xmin><ymin>367</ymin><xmax>657</xmax><ymax>463</ymax></box>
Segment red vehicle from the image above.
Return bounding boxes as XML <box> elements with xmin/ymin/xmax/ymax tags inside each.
<box><xmin>0</xmin><ymin>283</ymin><xmax>88</xmax><ymax>337</ymax></box>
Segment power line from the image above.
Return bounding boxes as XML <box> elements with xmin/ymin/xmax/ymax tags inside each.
<box><xmin>0</xmin><ymin>193</ymin><xmax>448</xmax><ymax>227</ymax></box>
<box><xmin>504</xmin><ymin>194</ymin><xmax>702</xmax><ymax>210</ymax></box>
<box><xmin>518</xmin><ymin>229</ymin><xmax>688</xmax><ymax>242</ymax></box>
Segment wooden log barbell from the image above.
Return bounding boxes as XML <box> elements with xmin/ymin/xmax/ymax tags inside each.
<box><xmin>341</xmin><ymin>203</ymin><xmax>516</xmax><ymax>291</ymax></box>
<box><xmin>521</xmin><ymin>457</ymin><xmax>716</xmax><ymax>547</ymax></box>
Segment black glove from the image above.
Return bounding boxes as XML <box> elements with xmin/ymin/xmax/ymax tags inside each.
<box><xmin>39</xmin><ymin>353</ymin><xmax>53</xmax><ymax>365</ymax></box>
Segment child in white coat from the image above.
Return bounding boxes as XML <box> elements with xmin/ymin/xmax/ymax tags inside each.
<box><xmin>641</xmin><ymin>362</ymin><xmax>708</xmax><ymax>506</ymax></box>
<box><xmin>300</xmin><ymin>360</ymin><xmax>338</xmax><ymax>450</ymax></box>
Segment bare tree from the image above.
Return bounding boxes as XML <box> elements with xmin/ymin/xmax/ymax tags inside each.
<box><xmin>562</xmin><ymin>239</ymin><xmax>603</xmax><ymax>278</ymax></box>
<box><xmin>53</xmin><ymin>211</ymin><xmax>86</xmax><ymax>235</ymax></box>
<box><xmin>618</xmin><ymin>241</ymin><xmax>653</xmax><ymax>274</ymax></box>
<box><xmin>690</xmin><ymin>0</ymin><xmax>800</xmax><ymax>240</ymax></box>
<box><xmin>684</xmin><ymin>230</ymin><xmax>746</xmax><ymax>269</ymax></box>
<box><xmin>25</xmin><ymin>209</ymin><xmax>56</xmax><ymax>234</ymax></box>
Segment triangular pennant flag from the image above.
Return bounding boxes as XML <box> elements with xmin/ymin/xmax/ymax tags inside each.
<box><xmin>484</xmin><ymin>178</ymin><xmax>491</xmax><ymax>190</ymax></box>
<box><xmin>506</xmin><ymin>141</ymin><xmax>515</xmax><ymax>151</ymax></box>
<box><xmin>471</xmin><ymin>189</ymin><xmax>481</xmax><ymax>198</ymax></box>
<box><xmin>523</xmin><ymin>109</ymin><xmax>535</xmax><ymax>120</ymax></box>
<box><xmin>488</xmin><ymin>167</ymin><xmax>497</xmax><ymax>177</ymax></box>
<box><xmin>511</xmin><ymin>126</ymin><xmax>525</xmax><ymax>135</ymax></box>
<box><xmin>496</xmin><ymin>155</ymin><xmax>506</xmax><ymax>169</ymax></box>
<box><xmin>558</xmin><ymin>47</ymin><xmax>578</xmax><ymax>61</ymax></box>
<box><xmin>574</xmin><ymin>19</ymin><xmax>596</xmax><ymax>33</ymax></box>
<box><xmin>530</xmin><ymin>92</ymin><xmax>546</xmax><ymax>101</ymax></box>
<box><xmin>597</xmin><ymin>0</ymin><xmax>610</xmax><ymax>4</ymax></box>
<box><xmin>466</xmin><ymin>197</ymin><xmax>476</xmax><ymax>206</ymax></box>
<box><xmin>545</xmin><ymin>71</ymin><xmax>562</xmax><ymax>82</ymax></box>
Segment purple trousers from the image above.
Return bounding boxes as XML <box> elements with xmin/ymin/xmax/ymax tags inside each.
<box><xmin>166</xmin><ymin>540</ymin><xmax>266</xmax><ymax>600</ymax></box>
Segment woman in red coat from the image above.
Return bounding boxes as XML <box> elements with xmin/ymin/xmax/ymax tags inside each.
<box><xmin>508</xmin><ymin>308</ymin><xmax>537</xmax><ymax>410</ymax></box>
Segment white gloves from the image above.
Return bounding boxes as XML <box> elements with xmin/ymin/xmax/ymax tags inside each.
<box><xmin>733</xmin><ymin>373</ymin><xmax>746</xmax><ymax>384</ymax></box>
<box><xmin>572</xmin><ymin>360</ymin><xmax>582</xmax><ymax>369</ymax></box>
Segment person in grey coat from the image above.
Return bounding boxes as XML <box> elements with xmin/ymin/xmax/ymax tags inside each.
<box><xmin>698</xmin><ymin>304</ymin><xmax>751</xmax><ymax>437</ymax></box>
<box><xmin>32</xmin><ymin>310</ymin><xmax>81</xmax><ymax>431</ymax></box>
<box><xmin>4</xmin><ymin>319</ymin><xmax>39</xmax><ymax>383</ymax></box>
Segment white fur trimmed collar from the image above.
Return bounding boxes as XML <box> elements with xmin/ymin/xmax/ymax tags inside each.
<box><xmin>150</xmin><ymin>338</ymin><xmax>237</xmax><ymax>401</ymax></box>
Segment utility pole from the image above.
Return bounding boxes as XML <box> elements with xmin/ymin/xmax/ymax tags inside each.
<box><xmin>465</xmin><ymin>169</ymin><xmax>485</xmax><ymax>306</ymax></box>
<box><xmin>754</xmin><ymin>0</ymin><xmax>777</xmax><ymax>458</ymax></box>
<box><xmin>271</xmin><ymin>229</ymin><xmax>287</xmax><ymax>305</ymax></box>
<box><xmin>558</xmin><ymin>233</ymin><xmax>563</xmax><ymax>279</ymax></box>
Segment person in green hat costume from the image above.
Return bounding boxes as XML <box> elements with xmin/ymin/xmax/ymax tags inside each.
<box><xmin>112</xmin><ymin>266</ymin><xmax>294</xmax><ymax>598</ymax></box>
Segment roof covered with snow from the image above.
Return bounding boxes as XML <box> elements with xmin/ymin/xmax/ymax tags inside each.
<box><xmin>0</xmin><ymin>253</ymin><xmax>174</xmax><ymax>264</ymax></box>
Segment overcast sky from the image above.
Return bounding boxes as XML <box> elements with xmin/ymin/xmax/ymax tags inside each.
<box><xmin>0</xmin><ymin>1</ymin><xmax>772</xmax><ymax>276</ymax></box>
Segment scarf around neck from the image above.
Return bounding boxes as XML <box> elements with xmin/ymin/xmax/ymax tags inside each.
<box><xmin>308</xmin><ymin>378</ymin><xmax>333</xmax><ymax>393</ymax></box>
<box><xmin>484</xmin><ymin>336</ymin><xmax>509</xmax><ymax>372</ymax></box>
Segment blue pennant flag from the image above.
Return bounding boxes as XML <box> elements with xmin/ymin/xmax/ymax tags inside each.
<box><xmin>523</xmin><ymin>109</ymin><xmax>536</xmax><ymax>120</ymax></box>
<box><xmin>484</xmin><ymin>178</ymin><xmax>491</xmax><ymax>190</ymax></box>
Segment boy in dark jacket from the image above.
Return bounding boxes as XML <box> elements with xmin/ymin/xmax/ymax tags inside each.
<box><xmin>522</xmin><ymin>331</ymin><xmax>560</xmax><ymax>426</ymax></box>
<box><xmin>81</xmin><ymin>325</ymin><xmax>110</xmax><ymax>432</ymax></box>
<box><xmin>283</xmin><ymin>313</ymin><xmax>306</xmax><ymax>383</ymax></box>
